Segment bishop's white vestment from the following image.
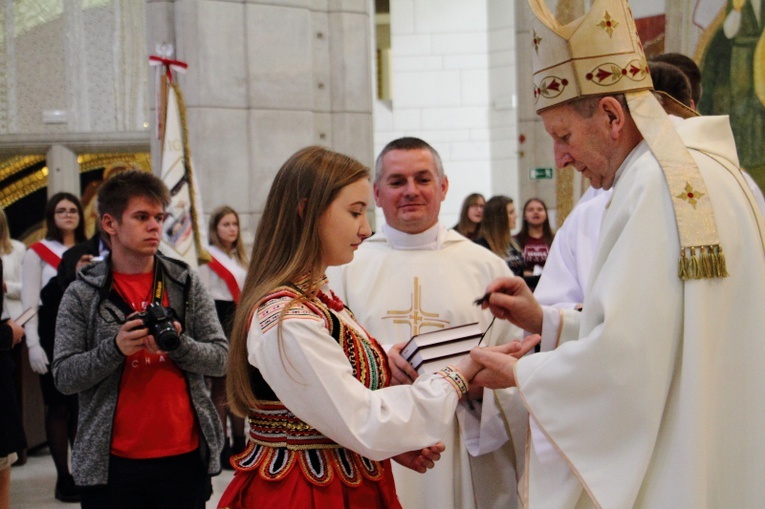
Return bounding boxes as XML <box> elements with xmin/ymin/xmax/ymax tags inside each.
<box><xmin>328</xmin><ymin>223</ymin><xmax>525</xmax><ymax>509</ymax></box>
<box><xmin>512</xmin><ymin>115</ymin><xmax>765</xmax><ymax>508</ymax></box>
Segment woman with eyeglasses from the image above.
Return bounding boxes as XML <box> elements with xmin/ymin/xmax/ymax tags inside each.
<box><xmin>21</xmin><ymin>192</ymin><xmax>86</xmax><ymax>502</ymax></box>
<box><xmin>452</xmin><ymin>193</ymin><xmax>485</xmax><ymax>241</ymax></box>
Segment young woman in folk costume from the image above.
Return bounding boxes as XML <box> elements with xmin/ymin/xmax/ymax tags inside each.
<box><xmin>218</xmin><ymin>146</ymin><xmax>530</xmax><ymax>509</ymax></box>
<box><xmin>198</xmin><ymin>206</ymin><xmax>249</xmax><ymax>469</ymax></box>
<box><xmin>21</xmin><ymin>192</ymin><xmax>86</xmax><ymax>502</ymax></box>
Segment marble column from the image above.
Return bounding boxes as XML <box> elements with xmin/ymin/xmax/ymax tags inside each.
<box><xmin>146</xmin><ymin>0</ymin><xmax>374</xmax><ymax>239</ymax></box>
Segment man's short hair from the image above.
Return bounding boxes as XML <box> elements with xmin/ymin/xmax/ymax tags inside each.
<box><xmin>649</xmin><ymin>53</ymin><xmax>702</xmax><ymax>105</ymax></box>
<box><xmin>97</xmin><ymin>170</ymin><xmax>171</xmax><ymax>221</ymax></box>
<box><xmin>374</xmin><ymin>137</ymin><xmax>445</xmax><ymax>184</ymax></box>
<box><xmin>648</xmin><ymin>61</ymin><xmax>693</xmax><ymax>108</ymax></box>
<box><xmin>567</xmin><ymin>94</ymin><xmax>629</xmax><ymax>118</ymax></box>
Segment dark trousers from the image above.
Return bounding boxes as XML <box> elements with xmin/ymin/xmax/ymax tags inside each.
<box><xmin>80</xmin><ymin>450</ymin><xmax>210</xmax><ymax>509</ymax></box>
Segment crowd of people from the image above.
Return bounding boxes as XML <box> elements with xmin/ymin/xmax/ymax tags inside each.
<box><xmin>2</xmin><ymin>0</ymin><xmax>765</xmax><ymax>508</ymax></box>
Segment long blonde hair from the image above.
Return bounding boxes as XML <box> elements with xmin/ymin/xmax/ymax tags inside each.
<box><xmin>0</xmin><ymin>208</ymin><xmax>12</xmax><ymax>255</ymax></box>
<box><xmin>208</xmin><ymin>205</ymin><xmax>248</xmax><ymax>265</ymax></box>
<box><xmin>227</xmin><ymin>146</ymin><xmax>370</xmax><ymax>416</ymax></box>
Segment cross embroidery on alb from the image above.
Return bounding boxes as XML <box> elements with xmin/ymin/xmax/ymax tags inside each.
<box><xmin>382</xmin><ymin>277</ymin><xmax>449</xmax><ymax>336</ymax></box>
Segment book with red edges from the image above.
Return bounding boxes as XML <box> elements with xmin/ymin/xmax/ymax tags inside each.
<box><xmin>400</xmin><ymin>322</ymin><xmax>482</xmax><ymax>375</ymax></box>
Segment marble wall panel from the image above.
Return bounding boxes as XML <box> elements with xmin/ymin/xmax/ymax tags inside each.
<box><xmin>184</xmin><ymin>107</ymin><xmax>251</xmax><ymax>213</ymax></box>
<box><xmin>248</xmin><ymin>109</ymin><xmax>314</xmax><ymax>201</ymax></box>
<box><xmin>329</xmin><ymin>12</ymin><xmax>372</xmax><ymax>113</ymax></box>
<box><xmin>179</xmin><ymin>1</ymin><xmax>247</xmax><ymax>109</ymax></box>
<box><xmin>312</xmin><ymin>12</ymin><xmax>332</xmax><ymax>113</ymax></box>
<box><xmin>331</xmin><ymin>112</ymin><xmax>374</xmax><ymax>167</ymax></box>
<box><xmin>246</xmin><ymin>4</ymin><xmax>313</xmax><ymax>110</ymax></box>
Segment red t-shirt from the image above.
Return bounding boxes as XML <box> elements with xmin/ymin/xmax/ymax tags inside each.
<box><xmin>110</xmin><ymin>271</ymin><xmax>199</xmax><ymax>459</ymax></box>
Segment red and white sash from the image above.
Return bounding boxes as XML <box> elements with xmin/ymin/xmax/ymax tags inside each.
<box><xmin>30</xmin><ymin>240</ymin><xmax>64</xmax><ymax>270</ymax></box>
<box><xmin>206</xmin><ymin>245</ymin><xmax>246</xmax><ymax>303</ymax></box>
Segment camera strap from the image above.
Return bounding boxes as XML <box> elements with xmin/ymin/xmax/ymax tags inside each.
<box><xmin>150</xmin><ymin>259</ymin><xmax>166</xmax><ymax>307</ymax></box>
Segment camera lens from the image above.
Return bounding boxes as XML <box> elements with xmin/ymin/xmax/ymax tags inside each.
<box><xmin>142</xmin><ymin>304</ymin><xmax>181</xmax><ymax>351</ymax></box>
<box><xmin>155</xmin><ymin>325</ymin><xmax>180</xmax><ymax>351</ymax></box>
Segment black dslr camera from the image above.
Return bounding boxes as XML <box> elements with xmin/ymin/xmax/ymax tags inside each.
<box><xmin>136</xmin><ymin>303</ymin><xmax>180</xmax><ymax>351</ymax></box>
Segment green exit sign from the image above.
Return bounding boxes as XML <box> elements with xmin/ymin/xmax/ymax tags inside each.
<box><xmin>529</xmin><ymin>167</ymin><xmax>554</xmax><ymax>180</ymax></box>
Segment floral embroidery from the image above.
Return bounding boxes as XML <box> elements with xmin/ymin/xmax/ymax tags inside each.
<box><xmin>584</xmin><ymin>59</ymin><xmax>649</xmax><ymax>86</ymax></box>
<box><xmin>676</xmin><ymin>182</ymin><xmax>705</xmax><ymax>208</ymax></box>
<box><xmin>533</xmin><ymin>76</ymin><xmax>569</xmax><ymax>102</ymax></box>
<box><xmin>532</xmin><ymin>29</ymin><xmax>542</xmax><ymax>54</ymax></box>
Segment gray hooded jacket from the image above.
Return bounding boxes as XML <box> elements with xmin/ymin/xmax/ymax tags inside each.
<box><xmin>52</xmin><ymin>254</ymin><xmax>227</xmax><ymax>486</ymax></box>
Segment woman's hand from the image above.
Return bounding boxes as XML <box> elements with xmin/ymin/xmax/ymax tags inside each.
<box><xmin>387</xmin><ymin>342</ymin><xmax>419</xmax><ymax>385</ymax></box>
<box><xmin>392</xmin><ymin>442</ymin><xmax>445</xmax><ymax>473</ymax></box>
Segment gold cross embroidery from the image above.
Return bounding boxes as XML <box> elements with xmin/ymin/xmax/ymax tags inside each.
<box><xmin>676</xmin><ymin>182</ymin><xmax>705</xmax><ymax>208</ymax></box>
<box><xmin>597</xmin><ymin>11</ymin><xmax>619</xmax><ymax>37</ymax></box>
<box><xmin>382</xmin><ymin>277</ymin><xmax>449</xmax><ymax>336</ymax></box>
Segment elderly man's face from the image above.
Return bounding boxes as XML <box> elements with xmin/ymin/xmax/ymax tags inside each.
<box><xmin>540</xmin><ymin>102</ymin><xmax>619</xmax><ymax>190</ymax></box>
<box><xmin>374</xmin><ymin>148</ymin><xmax>448</xmax><ymax>234</ymax></box>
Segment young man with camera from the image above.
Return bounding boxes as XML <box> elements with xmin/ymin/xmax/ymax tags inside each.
<box><xmin>52</xmin><ymin>170</ymin><xmax>227</xmax><ymax>509</ymax></box>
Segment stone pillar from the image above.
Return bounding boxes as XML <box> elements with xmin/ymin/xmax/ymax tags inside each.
<box><xmin>45</xmin><ymin>144</ymin><xmax>79</xmax><ymax>197</ymax></box>
<box><xmin>146</xmin><ymin>0</ymin><xmax>374</xmax><ymax>240</ymax></box>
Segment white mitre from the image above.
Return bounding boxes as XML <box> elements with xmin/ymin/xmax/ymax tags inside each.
<box><xmin>528</xmin><ymin>0</ymin><xmax>730</xmax><ymax>280</ymax></box>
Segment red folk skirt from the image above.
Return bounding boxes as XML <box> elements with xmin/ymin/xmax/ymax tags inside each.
<box><xmin>217</xmin><ymin>443</ymin><xmax>402</xmax><ymax>509</ymax></box>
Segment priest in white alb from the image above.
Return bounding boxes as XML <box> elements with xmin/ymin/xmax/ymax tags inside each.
<box><xmin>470</xmin><ymin>1</ymin><xmax>765</xmax><ymax>508</ymax></box>
<box><xmin>328</xmin><ymin>137</ymin><xmax>525</xmax><ymax>509</ymax></box>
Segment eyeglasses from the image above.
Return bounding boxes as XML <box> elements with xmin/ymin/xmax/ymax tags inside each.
<box><xmin>54</xmin><ymin>208</ymin><xmax>79</xmax><ymax>216</ymax></box>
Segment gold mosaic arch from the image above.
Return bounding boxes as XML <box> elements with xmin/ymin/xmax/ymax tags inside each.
<box><xmin>0</xmin><ymin>152</ymin><xmax>151</xmax><ymax>241</ymax></box>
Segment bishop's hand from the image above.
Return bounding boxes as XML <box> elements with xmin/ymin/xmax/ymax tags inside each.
<box><xmin>480</xmin><ymin>277</ymin><xmax>543</xmax><ymax>335</ymax></box>
<box><xmin>468</xmin><ymin>337</ymin><xmax>540</xmax><ymax>389</ymax></box>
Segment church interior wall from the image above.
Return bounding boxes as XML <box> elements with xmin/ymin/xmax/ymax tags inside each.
<box><xmin>1</xmin><ymin>0</ymin><xmax>762</xmax><ymax>243</ymax></box>
<box><xmin>374</xmin><ymin>0</ymin><xmax>508</xmax><ymax>231</ymax></box>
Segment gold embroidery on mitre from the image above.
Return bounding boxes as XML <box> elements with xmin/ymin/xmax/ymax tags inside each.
<box><xmin>597</xmin><ymin>11</ymin><xmax>619</xmax><ymax>37</ymax></box>
<box><xmin>675</xmin><ymin>182</ymin><xmax>705</xmax><ymax>209</ymax></box>
<box><xmin>532</xmin><ymin>29</ymin><xmax>542</xmax><ymax>54</ymax></box>
<box><xmin>533</xmin><ymin>76</ymin><xmax>569</xmax><ymax>103</ymax></box>
<box><xmin>585</xmin><ymin>60</ymin><xmax>650</xmax><ymax>86</ymax></box>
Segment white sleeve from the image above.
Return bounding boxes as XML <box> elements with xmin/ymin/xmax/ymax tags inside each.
<box><xmin>534</xmin><ymin>215</ymin><xmax>583</xmax><ymax>309</ymax></box>
<box><xmin>21</xmin><ymin>249</ymin><xmax>43</xmax><ymax>347</ymax></box>
<box><xmin>248</xmin><ymin>311</ymin><xmax>462</xmax><ymax>461</ymax></box>
<box><xmin>540</xmin><ymin>306</ymin><xmax>581</xmax><ymax>352</ymax></box>
<box><xmin>3</xmin><ymin>242</ymin><xmax>26</xmax><ymax>299</ymax></box>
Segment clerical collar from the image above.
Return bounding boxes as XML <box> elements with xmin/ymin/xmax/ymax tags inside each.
<box><xmin>382</xmin><ymin>222</ymin><xmax>446</xmax><ymax>250</ymax></box>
